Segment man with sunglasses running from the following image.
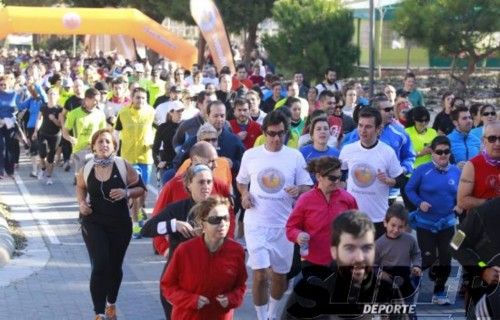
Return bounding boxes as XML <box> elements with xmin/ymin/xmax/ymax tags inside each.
<box><xmin>237</xmin><ymin>110</ymin><xmax>312</xmax><ymax>320</ymax></box>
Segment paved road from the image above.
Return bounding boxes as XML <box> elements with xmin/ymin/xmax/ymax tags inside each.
<box><xmin>0</xmin><ymin>155</ymin><xmax>467</xmax><ymax>319</ymax></box>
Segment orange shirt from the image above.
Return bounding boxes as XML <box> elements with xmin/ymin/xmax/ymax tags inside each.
<box><xmin>176</xmin><ymin>157</ymin><xmax>233</xmax><ymax>187</ymax></box>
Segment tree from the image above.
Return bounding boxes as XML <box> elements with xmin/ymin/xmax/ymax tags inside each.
<box><xmin>394</xmin><ymin>0</ymin><xmax>500</xmax><ymax>90</ymax></box>
<box><xmin>262</xmin><ymin>0</ymin><xmax>359</xmax><ymax>82</ymax></box>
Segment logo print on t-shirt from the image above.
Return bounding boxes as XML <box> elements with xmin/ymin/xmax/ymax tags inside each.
<box><xmin>486</xmin><ymin>174</ymin><xmax>500</xmax><ymax>195</ymax></box>
<box><xmin>351</xmin><ymin>163</ymin><xmax>376</xmax><ymax>188</ymax></box>
<box><xmin>257</xmin><ymin>168</ymin><xmax>285</xmax><ymax>194</ymax></box>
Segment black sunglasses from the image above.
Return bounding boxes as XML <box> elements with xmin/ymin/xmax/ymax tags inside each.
<box><xmin>434</xmin><ymin>149</ymin><xmax>451</xmax><ymax>156</ymax></box>
<box><xmin>382</xmin><ymin>107</ymin><xmax>394</xmax><ymax>112</ymax></box>
<box><xmin>485</xmin><ymin>135</ymin><xmax>500</xmax><ymax>143</ymax></box>
<box><xmin>415</xmin><ymin>118</ymin><xmax>429</xmax><ymax>123</ymax></box>
<box><xmin>482</xmin><ymin>112</ymin><xmax>497</xmax><ymax>117</ymax></box>
<box><xmin>327</xmin><ymin>174</ymin><xmax>342</xmax><ymax>182</ymax></box>
<box><xmin>205</xmin><ymin>215</ymin><xmax>229</xmax><ymax>225</ymax></box>
<box><xmin>266</xmin><ymin>130</ymin><xmax>286</xmax><ymax>137</ymax></box>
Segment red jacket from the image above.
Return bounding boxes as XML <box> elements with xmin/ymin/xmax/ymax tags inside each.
<box><xmin>286</xmin><ymin>186</ymin><xmax>358</xmax><ymax>266</ymax></box>
<box><xmin>152</xmin><ymin>174</ymin><xmax>235</xmax><ymax>255</ymax></box>
<box><xmin>228</xmin><ymin>119</ymin><xmax>262</xmax><ymax>150</ymax></box>
<box><xmin>162</xmin><ymin>237</ymin><xmax>247</xmax><ymax>320</ymax></box>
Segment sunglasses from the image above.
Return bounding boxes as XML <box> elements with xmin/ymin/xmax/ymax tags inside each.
<box><xmin>382</xmin><ymin>107</ymin><xmax>394</xmax><ymax>112</ymax></box>
<box><xmin>205</xmin><ymin>215</ymin><xmax>229</xmax><ymax>225</ymax></box>
<box><xmin>203</xmin><ymin>138</ymin><xmax>218</xmax><ymax>143</ymax></box>
<box><xmin>485</xmin><ymin>135</ymin><xmax>500</xmax><ymax>143</ymax></box>
<box><xmin>327</xmin><ymin>174</ymin><xmax>342</xmax><ymax>182</ymax></box>
<box><xmin>434</xmin><ymin>149</ymin><xmax>451</xmax><ymax>156</ymax></box>
<box><xmin>482</xmin><ymin>112</ymin><xmax>497</xmax><ymax>117</ymax></box>
<box><xmin>266</xmin><ymin>130</ymin><xmax>286</xmax><ymax>137</ymax></box>
<box><xmin>415</xmin><ymin>118</ymin><xmax>429</xmax><ymax>123</ymax></box>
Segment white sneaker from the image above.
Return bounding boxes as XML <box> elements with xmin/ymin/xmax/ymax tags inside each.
<box><xmin>37</xmin><ymin>170</ymin><xmax>45</xmax><ymax>180</ymax></box>
<box><xmin>46</xmin><ymin>178</ymin><xmax>53</xmax><ymax>185</ymax></box>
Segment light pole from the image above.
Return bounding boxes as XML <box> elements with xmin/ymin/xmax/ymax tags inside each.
<box><xmin>368</xmin><ymin>0</ymin><xmax>375</xmax><ymax>98</ymax></box>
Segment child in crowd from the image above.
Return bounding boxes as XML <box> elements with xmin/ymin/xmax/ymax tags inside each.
<box><xmin>375</xmin><ymin>203</ymin><xmax>422</xmax><ymax>302</ymax></box>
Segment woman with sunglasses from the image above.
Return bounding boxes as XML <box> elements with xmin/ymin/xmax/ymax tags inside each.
<box><xmin>286</xmin><ymin>156</ymin><xmax>357</xmax><ymax>279</ymax></box>
<box><xmin>470</xmin><ymin>104</ymin><xmax>497</xmax><ymax>141</ymax></box>
<box><xmin>432</xmin><ymin>91</ymin><xmax>456</xmax><ymax>135</ymax></box>
<box><xmin>161</xmin><ymin>196</ymin><xmax>247</xmax><ymax>320</ymax></box>
<box><xmin>405</xmin><ymin>136</ymin><xmax>461</xmax><ymax>305</ymax></box>
<box><xmin>141</xmin><ymin>164</ymin><xmax>216</xmax><ymax>319</ymax></box>
<box><xmin>76</xmin><ymin>128</ymin><xmax>146</xmax><ymax>320</ymax></box>
<box><xmin>405</xmin><ymin>107</ymin><xmax>438</xmax><ymax>168</ymax></box>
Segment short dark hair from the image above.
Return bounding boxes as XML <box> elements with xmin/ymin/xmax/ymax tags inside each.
<box><xmin>197</xmin><ymin>91</ymin><xmax>208</xmax><ymax>104</ymax></box>
<box><xmin>84</xmin><ymin>88</ymin><xmax>100</xmax><ymax>99</ymax></box>
<box><xmin>132</xmin><ymin>86</ymin><xmax>147</xmax><ymax>96</ymax></box>
<box><xmin>358</xmin><ymin>107</ymin><xmax>382</xmax><ymax>128</ymax></box>
<box><xmin>286</xmin><ymin>97</ymin><xmax>301</xmax><ymax>107</ymax></box>
<box><xmin>370</xmin><ymin>94</ymin><xmax>390</xmax><ymax>110</ymax></box>
<box><xmin>385</xmin><ymin>203</ymin><xmax>408</xmax><ymax>224</ymax></box>
<box><xmin>430</xmin><ymin>135</ymin><xmax>451</xmax><ymax>150</ymax></box>
<box><xmin>324</xmin><ymin>67</ymin><xmax>336</xmax><ymax>75</ymax></box>
<box><xmin>331</xmin><ymin>210</ymin><xmax>375</xmax><ymax>247</ymax></box>
<box><xmin>404</xmin><ymin>72</ymin><xmax>416</xmax><ymax>80</ymax></box>
<box><xmin>450</xmin><ymin>106</ymin><xmax>469</xmax><ymax>122</ymax></box>
<box><xmin>233</xmin><ymin>98</ymin><xmax>249</xmax><ymax>109</ymax></box>
<box><xmin>262</xmin><ymin>110</ymin><xmax>289</xmax><ymax>133</ymax></box>
<box><xmin>207</xmin><ymin>100</ymin><xmax>225</xmax><ymax>115</ymax></box>
<box><xmin>306</xmin><ymin>156</ymin><xmax>341</xmax><ymax>176</ymax></box>
<box><xmin>236</xmin><ymin>63</ymin><xmax>247</xmax><ymax>72</ymax></box>
<box><xmin>318</xmin><ymin>90</ymin><xmax>335</xmax><ymax>101</ymax></box>
<box><xmin>469</xmin><ymin>103</ymin><xmax>483</xmax><ymax>117</ymax></box>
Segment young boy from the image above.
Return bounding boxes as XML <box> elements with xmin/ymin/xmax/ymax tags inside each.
<box><xmin>375</xmin><ymin>203</ymin><xmax>422</xmax><ymax>301</ymax></box>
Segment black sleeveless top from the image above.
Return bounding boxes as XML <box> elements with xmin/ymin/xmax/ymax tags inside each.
<box><xmin>83</xmin><ymin>162</ymin><xmax>130</xmax><ymax>226</ymax></box>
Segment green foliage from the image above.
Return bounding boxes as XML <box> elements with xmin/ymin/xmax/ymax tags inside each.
<box><xmin>262</xmin><ymin>0</ymin><xmax>359</xmax><ymax>82</ymax></box>
<box><xmin>394</xmin><ymin>0</ymin><xmax>500</xmax><ymax>61</ymax></box>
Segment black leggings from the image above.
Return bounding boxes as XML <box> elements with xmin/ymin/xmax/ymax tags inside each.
<box><xmin>0</xmin><ymin>126</ymin><xmax>17</xmax><ymax>175</ymax></box>
<box><xmin>81</xmin><ymin>219</ymin><xmax>132</xmax><ymax>314</ymax></box>
<box><xmin>26</xmin><ymin>128</ymin><xmax>38</xmax><ymax>156</ymax></box>
<box><xmin>61</xmin><ymin>137</ymin><xmax>72</xmax><ymax>162</ymax></box>
<box><xmin>416</xmin><ymin>227</ymin><xmax>454</xmax><ymax>293</ymax></box>
<box><xmin>38</xmin><ymin>133</ymin><xmax>61</xmax><ymax>164</ymax></box>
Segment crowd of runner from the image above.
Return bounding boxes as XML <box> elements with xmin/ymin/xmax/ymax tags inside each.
<box><xmin>0</xmin><ymin>47</ymin><xmax>499</xmax><ymax>319</ymax></box>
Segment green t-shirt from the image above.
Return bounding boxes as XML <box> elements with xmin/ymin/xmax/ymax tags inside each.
<box><xmin>64</xmin><ymin>107</ymin><xmax>106</xmax><ymax>153</ymax></box>
<box><xmin>405</xmin><ymin>126</ymin><xmax>437</xmax><ymax>168</ymax></box>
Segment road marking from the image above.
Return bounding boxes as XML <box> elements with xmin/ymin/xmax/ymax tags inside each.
<box><xmin>148</xmin><ymin>184</ymin><xmax>158</xmax><ymax>196</ymax></box>
<box><xmin>14</xmin><ymin>173</ymin><xmax>61</xmax><ymax>245</ymax></box>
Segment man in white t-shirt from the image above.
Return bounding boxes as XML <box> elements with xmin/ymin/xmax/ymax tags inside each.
<box><xmin>237</xmin><ymin>110</ymin><xmax>312</xmax><ymax>320</ymax></box>
<box><xmin>339</xmin><ymin>107</ymin><xmax>405</xmax><ymax>239</ymax></box>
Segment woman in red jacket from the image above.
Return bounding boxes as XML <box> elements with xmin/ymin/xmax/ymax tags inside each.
<box><xmin>286</xmin><ymin>156</ymin><xmax>357</xmax><ymax>279</ymax></box>
<box><xmin>161</xmin><ymin>196</ymin><xmax>247</xmax><ymax>320</ymax></box>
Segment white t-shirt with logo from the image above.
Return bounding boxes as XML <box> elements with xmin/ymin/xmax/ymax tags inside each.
<box><xmin>339</xmin><ymin>140</ymin><xmax>403</xmax><ymax>222</ymax></box>
<box><xmin>236</xmin><ymin>145</ymin><xmax>313</xmax><ymax>228</ymax></box>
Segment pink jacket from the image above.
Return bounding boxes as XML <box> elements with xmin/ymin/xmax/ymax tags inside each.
<box><xmin>286</xmin><ymin>187</ymin><xmax>358</xmax><ymax>266</ymax></box>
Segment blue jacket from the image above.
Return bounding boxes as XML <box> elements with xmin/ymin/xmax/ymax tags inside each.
<box><xmin>18</xmin><ymin>97</ymin><xmax>44</xmax><ymax>129</ymax></box>
<box><xmin>405</xmin><ymin>162</ymin><xmax>460</xmax><ymax>231</ymax></box>
<box><xmin>341</xmin><ymin>122</ymin><xmax>416</xmax><ymax>174</ymax></box>
<box><xmin>447</xmin><ymin>129</ymin><xmax>481</xmax><ymax>164</ymax></box>
<box><xmin>174</xmin><ymin>128</ymin><xmax>246</xmax><ymax>175</ymax></box>
<box><xmin>0</xmin><ymin>90</ymin><xmax>17</xmax><ymax>119</ymax></box>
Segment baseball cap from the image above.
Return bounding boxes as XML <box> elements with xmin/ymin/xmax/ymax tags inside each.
<box><xmin>169</xmin><ymin>100</ymin><xmax>185</xmax><ymax>112</ymax></box>
<box><xmin>134</xmin><ymin>63</ymin><xmax>145</xmax><ymax>73</ymax></box>
<box><xmin>170</xmin><ymin>85</ymin><xmax>182</xmax><ymax>93</ymax></box>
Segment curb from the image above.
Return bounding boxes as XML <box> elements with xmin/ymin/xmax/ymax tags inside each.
<box><xmin>0</xmin><ymin>208</ymin><xmax>15</xmax><ymax>267</ymax></box>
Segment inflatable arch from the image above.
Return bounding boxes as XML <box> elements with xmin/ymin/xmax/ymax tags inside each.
<box><xmin>0</xmin><ymin>6</ymin><xmax>198</xmax><ymax>69</ymax></box>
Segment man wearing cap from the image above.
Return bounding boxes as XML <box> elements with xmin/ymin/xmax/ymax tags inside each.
<box><xmin>154</xmin><ymin>85</ymin><xmax>183</xmax><ymax>127</ymax></box>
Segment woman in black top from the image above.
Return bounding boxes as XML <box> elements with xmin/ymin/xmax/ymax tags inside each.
<box><xmin>432</xmin><ymin>91</ymin><xmax>456</xmax><ymax>135</ymax></box>
<box><xmin>34</xmin><ymin>87</ymin><xmax>63</xmax><ymax>185</ymax></box>
<box><xmin>76</xmin><ymin>128</ymin><xmax>146</xmax><ymax>320</ymax></box>
<box><xmin>152</xmin><ymin>103</ymin><xmax>184</xmax><ymax>184</ymax></box>
<box><xmin>141</xmin><ymin>164</ymin><xmax>214</xmax><ymax>319</ymax></box>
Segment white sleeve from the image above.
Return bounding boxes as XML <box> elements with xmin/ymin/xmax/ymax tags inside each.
<box><xmin>387</xmin><ymin>147</ymin><xmax>404</xmax><ymax>178</ymax></box>
<box><xmin>339</xmin><ymin>148</ymin><xmax>349</xmax><ymax>170</ymax></box>
<box><xmin>295</xmin><ymin>152</ymin><xmax>313</xmax><ymax>186</ymax></box>
<box><xmin>157</xmin><ymin>219</ymin><xmax>177</xmax><ymax>234</ymax></box>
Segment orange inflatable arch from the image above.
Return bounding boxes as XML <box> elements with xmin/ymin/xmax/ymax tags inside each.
<box><xmin>0</xmin><ymin>6</ymin><xmax>198</xmax><ymax>69</ymax></box>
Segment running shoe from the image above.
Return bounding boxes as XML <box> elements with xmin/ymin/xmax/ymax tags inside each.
<box><xmin>138</xmin><ymin>208</ymin><xmax>148</xmax><ymax>222</ymax></box>
<box><xmin>431</xmin><ymin>291</ymin><xmax>450</xmax><ymax>305</ymax></box>
<box><xmin>64</xmin><ymin>161</ymin><xmax>71</xmax><ymax>172</ymax></box>
<box><xmin>132</xmin><ymin>225</ymin><xmax>142</xmax><ymax>239</ymax></box>
<box><xmin>104</xmin><ymin>304</ymin><xmax>117</xmax><ymax>320</ymax></box>
<box><xmin>46</xmin><ymin>177</ymin><xmax>53</xmax><ymax>185</ymax></box>
<box><xmin>37</xmin><ymin>170</ymin><xmax>45</xmax><ymax>180</ymax></box>
<box><xmin>30</xmin><ymin>171</ymin><xmax>37</xmax><ymax>178</ymax></box>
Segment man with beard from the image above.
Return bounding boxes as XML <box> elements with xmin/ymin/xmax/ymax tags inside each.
<box><xmin>283</xmin><ymin>210</ymin><xmax>416</xmax><ymax>319</ymax></box>
<box><xmin>315</xmin><ymin>68</ymin><xmax>342</xmax><ymax>95</ymax></box>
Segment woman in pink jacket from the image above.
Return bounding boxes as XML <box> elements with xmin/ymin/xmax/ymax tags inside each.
<box><xmin>286</xmin><ymin>156</ymin><xmax>357</xmax><ymax>279</ymax></box>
